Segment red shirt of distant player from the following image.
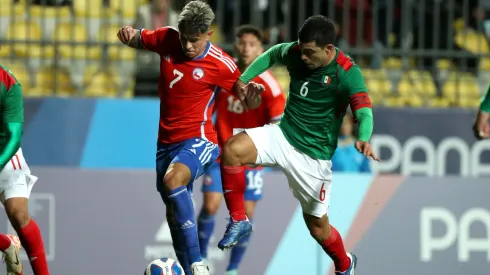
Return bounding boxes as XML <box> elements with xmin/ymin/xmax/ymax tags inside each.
<box><xmin>214</xmin><ymin>70</ymin><xmax>286</xmax><ymax>147</ymax></box>
<box><xmin>140</xmin><ymin>27</ymin><xmax>240</xmax><ymax>144</ymax></box>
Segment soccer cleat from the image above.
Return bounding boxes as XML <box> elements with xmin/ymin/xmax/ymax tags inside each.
<box><xmin>335</xmin><ymin>253</ymin><xmax>357</xmax><ymax>275</ymax></box>
<box><xmin>217</xmin><ymin>217</ymin><xmax>252</xmax><ymax>250</ymax></box>
<box><xmin>225</xmin><ymin>269</ymin><xmax>238</xmax><ymax>275</ymax></box>
<box><xmin>190</xmin><ymin>262</ymin><xmax>209</xmax><ymax>275</ymax></box>
<box><xmin>2</xmin><ymin>235</ymin><xmax>23</xmax><ymax>275</ymax></box>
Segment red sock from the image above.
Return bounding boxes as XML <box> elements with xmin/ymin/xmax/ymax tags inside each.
<box><xmin>320</xmin><ymin>226</ymin><xmax>350</xmax><ymax>272</ymax></box>
<box><xmin>17</xmin><ymin>219</ymin><xmax>50</xmax><ymax>275</ymax></box>
<box><xmin>0</xmin><ymin>234</ymin><xmax>12</xmax><ymax>251</ymax></box>
<box><xmin>221</xmin><ymin>165</ymin><xmax>247</xmax><ymax>221</ymax></box>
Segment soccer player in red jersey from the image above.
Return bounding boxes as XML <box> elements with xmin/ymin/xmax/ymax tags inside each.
<box><xmin>197</xmin><ymin>25</ymin><xmax>285</xmax><ymax>274</ymax></box>
<box><xmin>0</xmin><ymin>64</ymin><xmax>50</xmax><ymax>275</ymax></box>
<box><xmin>117</xmin><ymin>1</ymin><xmax>263</xmax><ymax>274</ymax></box>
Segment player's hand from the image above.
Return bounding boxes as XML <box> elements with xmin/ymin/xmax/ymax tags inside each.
<box><xmin>244</xmin><ymin>84</ymin><xmax>263</xmax><ymax>109</ymax></box>
<box><xmin>117</xmin><ymin>26</ymin><xmax>138</xmax><ymax>45</ymax></box>
<box><xmin>472</xmin><ymin>111</ymin><xmax>490</xmax><ymax>140</ymax></box>
<box><xmin>355</xmin><ymin>141</ymin><xmax>380</xmax><ymax>161</ymax></box>
<box><xmin>240</xmin><ymin>81</ymin><xmax>265</xmax><ymax>110</ymax></box>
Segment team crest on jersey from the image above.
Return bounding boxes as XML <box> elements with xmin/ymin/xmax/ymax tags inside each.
<box><xmin>322</xmin><ymin>75</ymin><xmax>331</xmax><ymax>85</ymax></box>
<box><xmin>192</xmin><ymin>67</ymin><xmax>205</xmax><ymax>80</ymax></box>
<box><xmin>203</xmin><ymin>175</ymin><xmax>213</xmax><ymax>185</ymax></box>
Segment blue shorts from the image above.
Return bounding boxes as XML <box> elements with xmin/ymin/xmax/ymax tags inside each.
<box><xmin>156</xmin><ymin>138</ymin><xmax>220</xmax><ymax>196</ymax></box>
<box><xmin>201</xmin><ymin>161</ymin><xmax>264</xmax><ymax>201</ymax></box>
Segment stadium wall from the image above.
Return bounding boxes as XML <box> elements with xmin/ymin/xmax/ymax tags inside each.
<box><xmin>8</xmin><ymin>98</ymin><xmax>488</xmax><ymax>274</ymax></box>
<box><xmin>22</xmin><ymin>99</ymin><xmax>490</xmax><ymax>175</ymax></box>
<box><xmin>372</xmin><ymin>108</ymin><xmax>490</xmax><ymax>177</ymax></box>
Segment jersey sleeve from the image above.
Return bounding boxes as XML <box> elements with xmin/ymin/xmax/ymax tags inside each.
<box><xmin>239</xmin><ymin>42</ymin><xmax>294</xmax><ymax>84</ymax></box>
<box><xmin>3</xmin><ymin>84</ymin><xmax>24</xmax><ymax>123</ymax></box>
<box><xmin>259</xmin><ymin>75</ymin><xmax>286</xmax><ymax>121</ymax></box>
<box><xmin>342</xmin><ymin>65</ymin><xmax>371</xmax><ymax>111</ymax></box>
<box><xmin>480</xmin><ymin>85</ymin><xmax>490</xmax><ymax>112</ymax></box>
<box><xmin>218</xmin><ymin>60</ymin><xmax>241</xmax><ymax>91</ymax></box>
<box><xmin>342</xmin><ymin>66</ymin><xmax>373</xmax><ymax>142</ymax></box>
<box><xmin>139</xmin><ymin>27</ymin><xmax>175</xmax><ymax>54</ymax></box>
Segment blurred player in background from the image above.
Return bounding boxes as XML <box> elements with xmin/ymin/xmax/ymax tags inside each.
<box><xmin>217</xmin><ymin>15</ymin><xmax>380</xmax><ymax>275</ymax></box>
<box><xmin>331</xmin><ymin>111</ymin><xmax>371</xmax><ymax>173</ymax></box>
<box><xmin>117</xmin><ymin>1</ymin><xmax>262</xmax><ymax>274</ymax></box>
<box><xmin>473</xmin><ymin>85</ymin><xmax>490</xmax><ymax>139</ymax></box>
<box><xmin>0</xmin><ymin>65</ymin><xmax>50</xmax><ymax>275</ymax></box>
<box><xmin>197</xmin><ymin>25</ymin><xmax>285</xmax><ymax>275</ymax></box>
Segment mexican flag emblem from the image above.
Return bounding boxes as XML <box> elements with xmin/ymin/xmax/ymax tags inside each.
<box><xmin>322</xmin><ymin>75</ymin><xmax>331</xmax><ymax>85</ymax></box>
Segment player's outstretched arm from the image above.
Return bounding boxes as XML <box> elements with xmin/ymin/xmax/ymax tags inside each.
<box><xmin>235</xmin><ymin>43</ymin><xmax>291</xmax><ymax>109</ymax></box>
<box><xmin>239</xmin><ymin>43</ymin><xmax>290</xmax><ymax>84</ymax></box>
<box><xmin>473</xmin><ymin>85</ymin><xmax>490</xmax><ymax>139</ymax></box>
<box><xmin>353</xmin><ymin>108</ymin><xmax>379</xmax><ymax>161</ymax></box>
<box><xmin>0</xmin><ymin>83</ymin><xmax>23</xmax><ymax>169</ymax></box>
<box><xmin>117</xmin><ymin>26</ymin><xmax>143</xmax><ymax>49</ymax></box>
<box><xmin>0</xmin><ymin>122</ymin><xmax>22</xmax><ymax>169</ymax></box>
<box><xmin>343</xmin><ymin>66</ymin><xmax>379</xmax><ymax>161</ymax></box>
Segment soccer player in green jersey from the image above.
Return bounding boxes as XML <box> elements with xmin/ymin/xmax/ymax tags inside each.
<box><xmin>0</xmin><ymin>65</ymin><xmax>50</xmax><ymax>275</ymax></box>
<box><xmin>217</xmin><ymin>15</ymin><xmax>379</xmax><ymax>275</ymax></box>
<box><xmin>473</xmin><ymin>85</ymin><xmax>490</xmax><ymax>139</ymax></box>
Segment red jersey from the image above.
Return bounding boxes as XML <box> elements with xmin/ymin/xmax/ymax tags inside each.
<box><xmin>140</xmin><ymin>27</ymin><xmax>241</xmax><ymax>144</ymax></box>
<box><xmin>214</xmin><ymin>70</ymin><xmax>286</xmax><ymax>147</ymax></box>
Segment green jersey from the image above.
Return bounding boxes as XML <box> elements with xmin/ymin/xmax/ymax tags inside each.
<box><xmin>240</xmin><ymin>42</ymin><xmax>373</xmax><ymax>160</ymax></box>
<box><xmin>0</xmin><ymin>65</ymin><xmax>24</xmax><ymax>149</ymax></box>
<box><xmin>481</xmin><ymin>85</ymin><xmax>490</xmax><ymax>112</ymax></box>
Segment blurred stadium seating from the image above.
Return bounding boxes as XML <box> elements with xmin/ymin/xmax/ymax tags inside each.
<box><xmin>0</xmin><ymin>0</ymin><xmax>489</xmax><ymax>107</ymax></box>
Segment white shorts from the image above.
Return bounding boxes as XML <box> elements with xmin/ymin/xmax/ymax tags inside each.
<box><xmin>245</xmin><ymin>124</ymin><xmax>332</xmax><ymax>218</ymax></box>
<box><xmin>0</xmin><ymin>148</ymin><xmax>37</xmax><ymax>203</ymax></box>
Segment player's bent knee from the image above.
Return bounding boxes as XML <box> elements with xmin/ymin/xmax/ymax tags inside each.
<box><xmin>222</xmin><ymin>133</ymin><xmax>257</xmax><ymax>166</ymax></box>
<box><xmin>163</xmin><ymin>172</ymin><xmax>181</xmax><ymax>191</ymax></box>
<box><xmin>4</xmin><ymin>198</ymin><xmax>30</xmax><ymax>229</ymax></box>
<box><xmin>222</xmin><ymin>136</ymin><xmax>242</xmax><ymax>164</ymax></box>
<box><xmin>162</xmin><ymin>163</ymin><xmax>192</xmax><ymax>191</ymax></box>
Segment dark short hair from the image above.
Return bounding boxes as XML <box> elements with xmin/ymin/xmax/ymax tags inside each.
<box><xmin>298</xmin><ymin>15</ymin><xmax>336</xmax><ymax>47</ymax></box>
<box><xmin>235</xmin><ymin>25</ymin><xmax>264</xmax><ymax>43</ymax></box>
<box><xmin>178</xmin><ymin>0</ymin><xmax>215</xmax><ymax>36</ymax></box>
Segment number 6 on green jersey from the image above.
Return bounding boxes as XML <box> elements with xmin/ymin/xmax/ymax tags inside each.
<box><xmin>300</xmin><ymin>81</ymin><xmax>309</xmax><ymax>97</ymax></box>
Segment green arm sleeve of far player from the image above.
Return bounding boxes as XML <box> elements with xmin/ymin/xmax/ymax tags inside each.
<box><xmin>239</xmin><ymin>42</ymin><xmax>292</xmax><ymax>83</ymax></box>
<box><xmin>3</xmin><ymin>84</ymin><xmax>24</xmax><ymax>123</ymax></box>
<box><xmin>0</xmin><ymin>122</ymin><xmax>22</xmax><ymax>168</ymax></box>
<box><xmin>355</xmin><ymin>107</ymin><xmax>374</xmax><ymax>142</ymax></box>
<box><xmin>0</xmin><ymin>83</ymin><xmax>24</xmax><ymax>169</ymax></box>
<box><xmin>480</xmin><ymin>85</ymin><xmax>490</xmax><ymax>112</ymax></box>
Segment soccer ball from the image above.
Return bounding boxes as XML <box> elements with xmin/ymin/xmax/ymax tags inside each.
<box><xmin>144</xmin><ymin>258</ymin><xmax>185</xmax><ymax>275</ymax></box>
